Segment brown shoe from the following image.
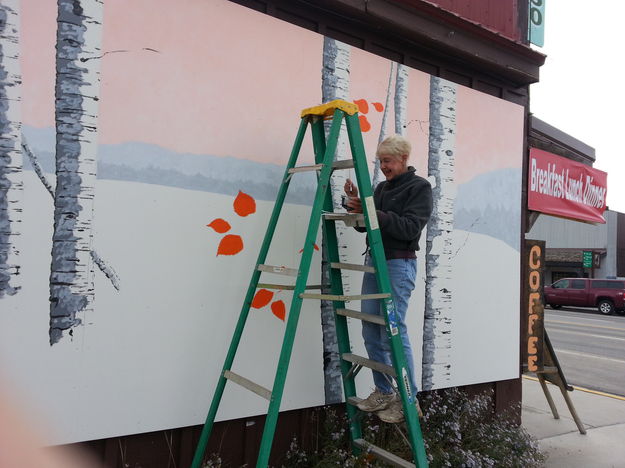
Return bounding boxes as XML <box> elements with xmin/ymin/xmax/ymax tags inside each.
<box><xmin>356</xmin><ymin>389</ymin><xmax>396</xmax><ymax>412</ymax></box>
<box><xmin>377</xmin><ymin>399</ymin><xmax>423</xmax><ymax>424</ymax></box>
<box><xmin>377</xmin><ymin>399</ymin><xmax>404</xmax><ymax>423</ymax></box>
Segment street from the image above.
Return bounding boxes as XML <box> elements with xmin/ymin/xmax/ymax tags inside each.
<box><xmin>544</xmin><ymin>307</ymin><xmax>625</xmax><ymax>397</ymax></box>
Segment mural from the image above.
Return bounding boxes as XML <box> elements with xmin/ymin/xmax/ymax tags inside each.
<box><xmin>0</xmin><ymin>0</ymin><xmax>523</xmax><ymax>444</ymax></box>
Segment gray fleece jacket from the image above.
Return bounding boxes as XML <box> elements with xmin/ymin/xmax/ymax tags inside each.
<box><xmin>359</xmin><ymin>166</ymin><xmax>433</xmax><ymax>256</ymax></box>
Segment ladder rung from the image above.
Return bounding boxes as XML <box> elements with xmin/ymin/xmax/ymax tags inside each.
<box><xmin>342</xmin><ymin>353</ymin><xmax>396</xmax><ymax>377</ymax></box>
<box><xmin>322</xmin><ymin>212</ymin><xmax>365</xmax><ymax>227</ymax></box>
<box><xmin>323</xmin><ymin>213</ymin><xmax>364</xmax><ymax>222</ymax></box>
<box><xmin>353</xmin><ymin>439</ymin><xmax>415</xmax><ymax>468</ymax></box>
<box><xmin>332</xmin><ymin>159</ymin><xmax>354</xmax><ymax>170</ymax></box>
<box><xmin>299</xmin><ymin>293</ymin><xmax>390</xmax><ymax>301</ymax></box>
<box><xmin>288</xmin><ymin>164</ymin><xmax>324</xmax><ymax>174</ymax></box>
<box><xmin>257</xmin><ymin>283</ymin><xmax>324</xmax><ymax>290</ymax></box>
<box><xmin>331</xmin><ymin>262</ymin><xmax>375</xmax><ymax>273</ymax></box>
<box><xmin>337</xmin><ymin>308</ymin><xmax>385</xmax><ymax>325</ymax></box>
<box><xmin>223</xmin><ymin>370</ymin><xmax>272</xmax><ymax>401</ymax></box>
<box><xmin>257</xmin><ymin>264</ymin><xmax>298</xmax><ymax>277</ymax></box>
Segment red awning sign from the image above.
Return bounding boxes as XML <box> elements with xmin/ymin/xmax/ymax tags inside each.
<box><xmin>528</xmin><ymin>148</ymin><xmax>607</xmax><ymax>223</ymax></box>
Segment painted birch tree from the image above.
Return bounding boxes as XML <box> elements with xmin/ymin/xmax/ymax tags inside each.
<box><xmin>0</xmin><ymin>0</ymin><xmax>22</xmax><ymax>298</ymax></box>
<box><xmin>320</xmin><ymin>36</ymin><xmax>350</xmax><ymax>404</ymax></box>
<box><xmin>394</xmin><ymin>64</ymin><xmax>409</xmax><ymax>136</ymax></box>
<box><xmin>421</xmin><ymin>76</ymin><xmax>456</xmax><ymax>390</ymax></box>
<box><xmin>49</xmin><ymin>0</ymin><xmax>104</xmax><ymax>344</ymax></box>
<box><xmin>371</xmin><ymin>62</ymin><xmax>395</xmax><ymax>188</ymax></box>
<box><xmin>21</xmin><ymin>136</ymin><xmax>120</xmax><ymax>290</ymax></box>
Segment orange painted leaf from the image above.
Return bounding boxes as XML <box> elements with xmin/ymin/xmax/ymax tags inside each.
<box><xmin>207</xmin><ymin>218</ymin><xmax>231</xmax><ymax>234</ymax></box>
<box><xmin>372</xmin><ymin>102</ymin><xmax>384</xmax><ymax>112</ymax></box>
<box><xmin>252</xmin><ymin>289</ymin><xmax>274</xmax><ymax>309</ymax></box>
<box><xmin>354</xmin><ymin>99</ymin><xmax>369</xmax><ymax>114</ymax></box>
<box><xmin>298</xmin><ymin>243</ymin><xmax>319</xmax><ymax>253</ymax></box>
<box><xmin>271</xmin><ymin>300</ymin><xmax>286</xmax><ymax>321</ymax></box>
<box><xmin>217</xmin><ymin>234</ymin><xmax>244</xmax><ymax>256</ymax></box>
<box><xmin>233</xmin><ymin>191</ymin><xmax>256</xmax><ymax>217</ymax></box>
<box><xmin>359</xmin><ymin>115</ymin><xmax>371</xmax><ymax>132</ymax></box>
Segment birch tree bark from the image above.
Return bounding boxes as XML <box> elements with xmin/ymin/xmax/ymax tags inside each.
<box><xmin>21</xmin><ymin>137</ymin><xmax>120</xmax><ymax>291</ymax></box>
<box><xmin>394</xmin><ymin>64</ymin><xmax>409</xmax><ymax>136</ymax></box>
<box><xmin>371</xmin><ymin>62</ymin><xmax>394</xmax><ymax>188</ymax></box>
<box><xmin>49</xmin><ymin>0</ymin><xmax>103</xmax><ymax>344</ymax></box>
<box><xmin>0</xmin><ymin>0</ymin><xmax>22</xmax><ymax>298</ymax></box>
<box><xmin>422</xmin><ymin>76</ymin><xmax>457</xmax><ymax>390</ymax></box>
<box><xmin>320</xmin><ymin>37</ymin><xmax>350</xmax><ymax>404</ymax></box>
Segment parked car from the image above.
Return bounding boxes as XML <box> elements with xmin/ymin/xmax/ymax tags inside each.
<box><xmin>544</xmin><ymin>278</ymin><xmax>625</xmax><ymax>315</ymax></box>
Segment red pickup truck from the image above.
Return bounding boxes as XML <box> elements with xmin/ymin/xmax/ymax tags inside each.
<box><xmin>544</xmin><ymin>278</ymin><xmax>625</xmax><ymax>315</ymax></box>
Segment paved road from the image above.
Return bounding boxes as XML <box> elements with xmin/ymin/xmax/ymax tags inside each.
<box><xmin>544</xmin><ymin>307</ymin><xmax>625</xmax><ymax>397</ymax></box>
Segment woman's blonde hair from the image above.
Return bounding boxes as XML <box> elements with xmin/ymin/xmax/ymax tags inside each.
<box><xmin>376</xmin><ymin>134</ymin><xmax>411</xmax><ymax>159</ymax></box>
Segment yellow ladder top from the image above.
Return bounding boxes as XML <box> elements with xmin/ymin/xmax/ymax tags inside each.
<box><xmin>301</xmin><ymin>99</ymin><xmax>359</xmax><ymax>118</ymax></box>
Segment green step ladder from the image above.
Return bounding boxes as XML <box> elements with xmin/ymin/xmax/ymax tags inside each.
<box><xmin>191</xmin><ymin>99</ymin><xmax>428</xmax><ymax>468</ymax></box>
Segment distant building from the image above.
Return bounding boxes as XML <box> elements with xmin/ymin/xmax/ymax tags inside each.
<box><xmin>528</xmin><ymin>209</ymin><xmax>625</xmax><ymax>283</ymax></box>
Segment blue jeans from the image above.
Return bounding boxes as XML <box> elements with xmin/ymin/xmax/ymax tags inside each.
<box><xmin>361</xmin><ymin>254</ymin><xmax>418</xmax><ymax>396</ymax></box>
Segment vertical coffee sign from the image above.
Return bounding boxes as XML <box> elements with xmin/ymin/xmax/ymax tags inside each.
<box><xmin>525</xmin><ymin>240</ymin><xmax>545</xmax><ymax>372</ymax></box>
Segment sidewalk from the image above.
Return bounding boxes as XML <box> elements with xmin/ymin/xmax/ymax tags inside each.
<box><xmin>522</xmin><ymin>376</ymin><xmax>625</xmax><ymax>467</ymax></box>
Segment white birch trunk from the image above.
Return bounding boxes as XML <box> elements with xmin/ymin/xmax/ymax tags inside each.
<box><xmin>0</xmin><ymin>0</ymin><xmax>22</xmax><ymax>298</ymax></box>
<box><xmin>371</xmin><ymin>62</ymin><xmax>395</xmax><ymax>188</ymax></box>
<box><xmin>22</xmin><ymin>136</ymin><xmax>120</xmax><ymax>291</ymax></box>
<box><xmin>422</xmin><ymin>76</ymin><xmax>457</xmax><ymax>390</ymax></box>
<box><xmin>320</xmin><ymin>37</ymin><xmax>350</xmax><ymax>404</ymax></box>
<box><xmin>394</xmin><ymin>64</ymin><xmax>409</xmax><ymax>135</ymax></box>
<box><xmin>49</xmin><ymin>0</ymin><xmax>103</xmax><ymax>344</ymax></box>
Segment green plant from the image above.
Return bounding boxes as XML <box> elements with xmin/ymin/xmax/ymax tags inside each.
<box><xmin>281</xmin><ymin>387</ymin><xmax>544</xmax><ymax>468</ymax></box>
<box><xmin>419</xmin><ymin>387</ymin><xmax>544</xmax><ymax>467</ymax></box>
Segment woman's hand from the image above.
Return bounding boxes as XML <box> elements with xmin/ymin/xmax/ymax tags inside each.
<box><xmin>344</xmin><ymin>178</ymin><xmax>358</xmax><ymax>197</ymax></box>
<box><xmin>346</xmin><ymin>197</ymin><xmax>363</xmax><ymax>213</ymax></box>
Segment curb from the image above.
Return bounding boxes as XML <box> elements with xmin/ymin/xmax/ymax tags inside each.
<box><xmin>522</xmin><ymin>375</ymin><xmax>625</xmax><ymax>401</ymax></box>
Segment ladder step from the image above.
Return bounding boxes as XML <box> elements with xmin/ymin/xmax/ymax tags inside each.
<box><xmin>353</xmin><ymin>439</ymin><xmax>415</xmax><ymax>468</ymax></box>
<box><xmin>342</xmin><ymin>353</ymin><xmax>396</xmax><ymax>377</ymax></box>
<box><xmin>331</xmin><ymin>262</ymin><xmax>375</xmax><ymax>273</ymax></box>
<box><xmin>223</xmin><ymin>370</ymin><xmax>272</xmax><ymax>401</ymax></box>
<box><xmin>337</xmin><ymin>308</ymin><xmax>385</xmax><ymax>325</ymax></box>
<box><xmin>331</xmin><ymin>159</ymin><xmax>354</xmax><ymax>170</ymax></box>
<box><xmin>287</xmin><ymin>160</ymin><xmax>353</xmax><ymax>175</ymax></box>
<box><xmin>288</xmin><ymin>164</ymin><xmax>324</xmax><ymax>174</ymax></box>
<box><xmin>299</xmin><ymin>293</ymin><xmax>390</xmax><ymax>301</ymax></box>
<box><xmin>257</xmin><ymin>264</ymin><xmax>298</xmax><ymax>277</ymax></box>
<box><xmin>300</xmin><ymin>99</ymin><xmax>359</xmax><ymax>118</ymax></box>
<box><xmin>257</xmin><ymin>283</ymin><xmax>324</xmax><ymax>290</ymax></box>
<box><xmin>322</xmin><ymin>212</ymin><xmax>365</xmax><ymax>227</ymax></box>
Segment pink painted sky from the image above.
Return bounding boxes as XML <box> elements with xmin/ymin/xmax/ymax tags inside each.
<box><xmin>21</xmin><ymin>0</ymin><xmax>523</xmax><ymax>183</ymax></box>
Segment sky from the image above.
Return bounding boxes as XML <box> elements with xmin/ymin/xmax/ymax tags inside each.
<box><xmin>530</xmin><ymin>1</ymin><xmax>625</xmax><ymax>213</ymax></box>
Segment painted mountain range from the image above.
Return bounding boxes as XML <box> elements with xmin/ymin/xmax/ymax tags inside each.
<box><xmin>23</xmin><ymin>126</ymin><xmax>520</xmax><ymax>249</ymax></box>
